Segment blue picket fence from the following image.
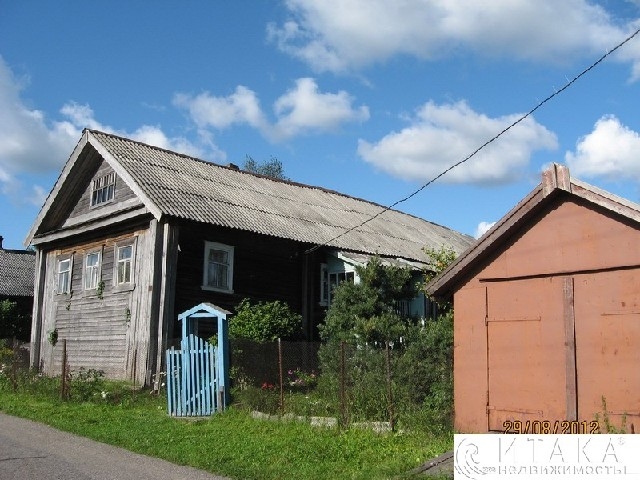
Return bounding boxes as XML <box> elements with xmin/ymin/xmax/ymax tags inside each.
<box><xmin>166</xmin><ymin>334</ymin><xmax>218</xmax><ymax>416</ymax></box>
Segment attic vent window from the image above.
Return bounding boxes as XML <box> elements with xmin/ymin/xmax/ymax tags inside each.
<box><xmin>91</xmin><ymin>172</ymin><xmax>116</xmax><ymax>206</ymax></box>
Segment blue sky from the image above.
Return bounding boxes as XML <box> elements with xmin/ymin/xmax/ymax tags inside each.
<box><xmin>2</xmin><ymin>1</ymin><xmax>640</xmax><ymax>250</ymax></box>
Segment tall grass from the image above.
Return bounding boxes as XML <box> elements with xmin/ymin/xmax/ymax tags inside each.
<box><xmin>0</xmin><ymin>362</ymin><xmax>452</xmax><ymax>479</ymax></box>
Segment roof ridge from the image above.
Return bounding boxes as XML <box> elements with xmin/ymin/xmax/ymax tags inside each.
<box><xmin>87</xmin><ymin>129</ymin><xmax>467</xmax><ymax>235</ymax></box>
<box><xmin>0</xmin><ymin>249</ymin><xmax>35</xmax><ymax>255</ymax></box>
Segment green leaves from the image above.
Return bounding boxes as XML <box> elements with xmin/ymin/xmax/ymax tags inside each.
<box><xmin>229</xmin><ymin>298</ymin><xmax>302</xmax><ymax>342</ymax></box>
<box><xmin>320</xmin><ymin>256</ymin><xmax>418</xmax><ymax>345</ymax></box>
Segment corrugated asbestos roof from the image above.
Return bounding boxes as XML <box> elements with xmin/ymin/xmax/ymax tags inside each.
<box><xmin>90</xmin><ymin>130</ymin><xmax>475</xmax><ymax>264</ymax></box>
<box><xmin>0</xmin><ymin>249</ymin><xmax>35</xmax><ymax>297</ymax></box>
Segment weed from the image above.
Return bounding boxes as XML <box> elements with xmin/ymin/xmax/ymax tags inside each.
<box><xmin>595</xmin><ymin>396</ymin><xmax>627</xmax><ymax>434</ymax></box>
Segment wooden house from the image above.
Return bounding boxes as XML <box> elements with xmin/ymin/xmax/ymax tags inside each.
<box><xmin>428</xmin><ymin>164</ymin><xmax>640</xmax><ymax>433</ymax></box>
<box><xmin>0</xmin><ymin>236</ymin><xmax>35</xmax><ymax>341</ymax></box>
<box><xmin>26</xmin><ymin>129</ymin><xmax>474</xmax><ymax>384</ymax></box>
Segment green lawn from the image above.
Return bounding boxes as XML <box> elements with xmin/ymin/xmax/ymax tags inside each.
<box><xmin>0</xmin><ymin>390</ymin><xmax>452</xmax><ymax>479</ymax></box>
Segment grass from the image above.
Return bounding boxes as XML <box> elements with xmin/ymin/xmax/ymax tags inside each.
<box><xmin>0</xmin><ymin>386</ymin><xmax>453</xmax><ymax>479</ymax></box>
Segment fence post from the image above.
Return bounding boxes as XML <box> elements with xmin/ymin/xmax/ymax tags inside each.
<box><xmin>10</xmin><ymin>338</ymin><xmax>18</xmax><ymax>392</ymax></box>
<box><xmin>386</xmin><ymin>341</ymin><xmax>395</xmax><ymax>432</ymax></box>
<box><xmin>339</xmin><ymin>341</ymin><xmax>347</xmax><ymax>427</ymax></box>
<box><xmin>278</xmin><ymin>338</ymin><xmax>284</xmax><ymax>415</ymax></box>
<box><xmin>60</xmin><ymin>339</ymin><xmax>70</xmax><ymax>401</ymax></box>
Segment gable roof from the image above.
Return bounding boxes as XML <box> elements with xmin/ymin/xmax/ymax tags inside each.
<box><xmin>0</xmin><ymin>248</ymin><xmax>35</xmax><ymax>297</ymax></box>
<box><xmin>427</xmin><ymin>163</ymin><xmax>640</xmax><ymax>298</ymax></box>
<box><xmin>27</xmin><ymin>129</ymin><xmax>474</xmax><ymax>265</ymax></box>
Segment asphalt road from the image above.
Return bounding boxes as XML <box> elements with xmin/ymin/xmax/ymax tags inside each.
<box><xmin>0</xmin><ymin>413</ymin><xmax>228</xmax><ymax>480</ymax></box>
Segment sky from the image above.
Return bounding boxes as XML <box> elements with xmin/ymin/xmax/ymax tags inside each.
<box><xmin>2</xmin><ymin>1</ymin><xmax>640</xmax><ymax>250</ymax></box>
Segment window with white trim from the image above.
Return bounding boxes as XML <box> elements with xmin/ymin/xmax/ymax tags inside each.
<box><xmin>116</xmin><ymin>244</ymin><xmax>133</xmax><ymax>285</ymax></box>
<box><xmin>57</xmin><ymin>257</ymin><xmax>72</xmax><ymax>294</ymax></box>
<box><xmin>320</xmin><ymin>264</ymin><xmax>354</xmax><ymax>305</ymax></box>
<box><xmin>202</xmin><ymin>241</ymin><xmax>234</xmax><ymax>292</ymax></box>
<box><xmin>84</xmin><ymin>251</ymin><xmax>101</xmax><ymax>290</ymax></box>
<box><xmin>90</xmin><ymin>172</ymin><xmax>116</xmax><ymax>206</ymax></box>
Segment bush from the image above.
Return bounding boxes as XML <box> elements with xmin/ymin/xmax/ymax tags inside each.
<box><xmin>234</xmin><ymin>384</ymin><xmax>280</xmax><ymax>414</ymax></box>
<box><xmin>394</xmin><ymin>311</ymin><xmax>454</xmax><ymax>431</ymax></box>
<box><xmin>0</xmin><ymin>299</ymin><xmax>30</xmax><ymax>341</ymax></box>
<box><xmin>69</xmin><ymin>368</ymin><xmax>106</xmax><ymax>402</ymax></box>
<box><xmin>229</xmin><ymin>299</ymin><xmax>302</xmax><ymax>342</ymax></box>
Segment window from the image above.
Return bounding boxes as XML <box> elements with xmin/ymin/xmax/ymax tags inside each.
<box><xmin>90</xmin><ymin>172</ymin><xmax>116</xmax><ymax>206</ymax></box>
<box><xmin>116</xmin><ymin>245</ymin><xmax>133</xmax><ymax>285</ymax></box>
<box><xmin>320</xmin><ymin>264</ymin><xmax>354</xmax><ymax>305</ymax></box>
<box><xmin>202</xmin><ymin>241</ymin><xmax>234</xmax><ymax>292</ymax></box>
<box><xmin>57</xmin><ymin>258</ymin><xmax>71</xmax><ymax>294</ymax></box>
<box><xmin>84</xmin><ymin>251</ymin><xmax>101</xmax><ymax>290</ymax></box>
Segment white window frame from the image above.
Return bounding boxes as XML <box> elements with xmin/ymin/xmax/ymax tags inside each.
<box><xmin>114</xmin><ymin>241</ymin><xmax>135</xmax><ymax>288</ymax></box>
<box><xmin>56</xmin><ymin>256</ymin><xmax>72</xmax><ymax>295</ymax></box>
<box><xmin>90</xmin><ymin>172</ymin><xmax>116</xmax><ymax>207</ymax></box>
<box><xmin>84</xmin><ymin>250</ymin><xmax>102</xmax><ymax>291</ymax></box>
<box><xmin>202</xmin><ymin>241</ymin><xmax>234</xmax><ymax>293</ymax></box>
<box><xmin>319</xmin><ymin>264</ymin><xmax>355</xmax><ymax>305</ymax></box>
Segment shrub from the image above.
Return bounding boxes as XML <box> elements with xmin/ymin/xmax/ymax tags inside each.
<box><xmin>0</xmin><ymin>299</ymin><xmax>30</xmax><ymax>341</ymax></box>
<box><xmin>229</xmin><ymin>299</ymin><xmax>302</xmax><ymax>342</ymax></box>
<box><xmin>69</xmin><ymin>368</ymin><xmax>106</xmax><ymax>402</ymax></box>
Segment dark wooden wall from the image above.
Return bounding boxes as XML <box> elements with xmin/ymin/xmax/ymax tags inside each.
<box><xmin>171</xmin><ymin>220</ymin><xmax>324</xmax><ymax>340</ymax></box>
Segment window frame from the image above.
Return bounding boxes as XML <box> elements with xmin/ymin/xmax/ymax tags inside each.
<box><xmin>90</xmin><ymin>172</ymin><xmax>116</xmax><ymax>207</ymax></box>
<box><xmin>319</xmin><ymin>263</ymin><xmax>355</xmax><ymax>306</ymax></box>
<box><xmin>83</xmin><ymin>250</ymin><xmax>102</xmax><ymax>291</ymax></box>
<box><xmin>56</xmin><ymin>255</ymin><xmax>73</xmax><ymax>295</ymax></box>
<box><xmin>113</xmin><ymin>239</ymin><xmax>136</xmax><ymax>291</ymax></box>
<box><xmin>202</xmin><ymin>241</ymin><xmax>234</xmax><ymax>293</ymax></box>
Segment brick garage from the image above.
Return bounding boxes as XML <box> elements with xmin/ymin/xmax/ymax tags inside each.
<box><xmin>429</xmin><ymin>164</ymin><xmax>640</xmax><ymax>433</ymax></box>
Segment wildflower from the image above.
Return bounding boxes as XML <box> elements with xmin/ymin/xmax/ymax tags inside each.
<box><xmin>101</xmin><ymin>391</ymin><xmax>108</xmax><ymax>399</ymax></box>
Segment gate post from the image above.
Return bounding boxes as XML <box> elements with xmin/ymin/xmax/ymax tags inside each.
<box><xmin>217</xmin><ymin>310</ymin><xmax>230</xmax><ymax>410</ymax></box>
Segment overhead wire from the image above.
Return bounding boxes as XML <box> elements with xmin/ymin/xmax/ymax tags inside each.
<box><xmin>304</xmin><ymin>26</ymin><xmax>640</xmax><ymax>255</ymax></box>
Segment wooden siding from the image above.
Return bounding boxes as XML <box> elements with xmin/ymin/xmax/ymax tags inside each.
<box><xmin>68</xmin><ymin>159</ymin><xmax>138</xmax><ymax>220</ymax></box>
<box><xmin>171</xmin><ymin>220</ymin><xmax>313</xmax><ymax>341</ymax></box>
<box><xmin>34</xmin><ymin>223</ymin><xmax>154</xmax><ymax>383</ymax></box>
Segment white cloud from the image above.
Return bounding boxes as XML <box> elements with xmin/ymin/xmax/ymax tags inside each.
<box><xmin>0</xmin><ymin>57</ymin><xmax>214</xmax><ymax>204</ymax></box>
<box><xmin>175</xmin><ymin>78</ymin><xmax>369</xmax><ymax>141</ymax></box>
<box><xmin>565</xmin><ymin>114</ymin><xmax>640</xmax><ymax>180</ymax></box>
<box><xmin>173</xmin><ymin>86</ymin><xmax>268</xmax><ymax>131</ymax></box>
<box><xmin>269</xmin><ymin>0</ymin><xmax>636</xmax><ymax>75</ymax></box>
<box><xmin>0</xmin><ymin>57</ymin><xmax>79</xmax><ymax>176</ymax></box>
<box><xmin>272</xmin><ymin>78</ymin><xmax>369</xmax><ymax>139</ymax></box>
<box><xmin>475</xmin><ymin>221</ymin><xmax>496</xmax><ymax>239</ymax></box>
<box><xmin>357</xmin><ymin>101</ymin><xmax>558</xmax><ymax>185</ymax></box>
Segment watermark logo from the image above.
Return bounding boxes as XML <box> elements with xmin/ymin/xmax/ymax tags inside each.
<box><xmin>454</xmin><ymin>434</ymin><xmax>638</xmax><ymax>479</ymax></box>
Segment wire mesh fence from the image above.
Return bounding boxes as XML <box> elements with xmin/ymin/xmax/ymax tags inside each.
<box><xmin>228</xmin><ymin>338</ymin><xmax>449</xmax><ymax>432</ymax></box>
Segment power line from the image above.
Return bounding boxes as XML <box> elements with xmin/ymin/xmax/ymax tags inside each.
<box><xmin>305</xmin><ymin>26</ymin><xmax>640</xmax><ymax>255</ymax></box>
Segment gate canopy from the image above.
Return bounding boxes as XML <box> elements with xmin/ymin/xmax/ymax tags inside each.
<box><xmin>178</xmin><ymin>302</ymin><xmax>231</xmax><ymax>339</ymax></box>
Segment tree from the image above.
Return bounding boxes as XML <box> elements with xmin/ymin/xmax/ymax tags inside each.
<box><xmin>423</xmin><ymin>244</ymin><xmax>457</xmax><ymax>313</ymax></box>
<box><xmin>319</xmin><ymin>256</ymin><xmax>418</xmax><ymax>345</ymax></box>
<box><xmin>243</xmin><ymin>155</ymin><xmax>289</xmax><ymax>180</ymax></box>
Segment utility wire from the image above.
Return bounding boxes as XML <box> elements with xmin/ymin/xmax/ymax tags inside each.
<box><xmin>305</xmin><ymin>26</ymin><xmax>640</xmax><ymax>255</ymax></box>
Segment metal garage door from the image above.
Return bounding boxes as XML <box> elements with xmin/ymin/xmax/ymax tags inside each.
<box><xmin>486</xmin><ymin>277</ymin><xmax>574</xmax><ymax>432</ymax></box>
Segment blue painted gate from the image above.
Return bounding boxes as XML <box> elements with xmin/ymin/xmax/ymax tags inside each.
<box><xmin>166</xmin><ymin>303</ymin><xmax>230</xmax><ymax>417</ymax></box>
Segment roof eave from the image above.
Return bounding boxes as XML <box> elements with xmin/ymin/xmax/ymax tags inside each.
<box><xmin>427</xmin><ymin>163</ymin><xmax>640</xmax><ymax>299</ymax></box>
<box><xmin>24</xmin><ymin>130</ymin><xmax>165</xmax><ymax>247</ymax></box>
<box><xmin>24</xmin><ymin>130</ymin><xmax>90</xmax><ymax>246</ymax></box>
